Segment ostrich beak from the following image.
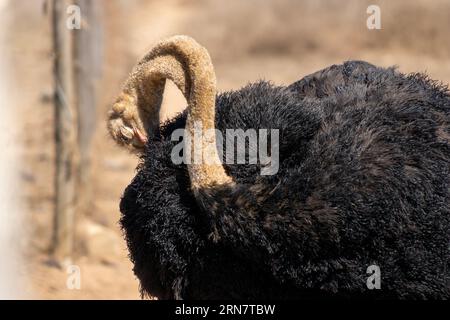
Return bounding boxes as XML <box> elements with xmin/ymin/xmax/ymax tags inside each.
<box><xmin>134</xmin><ymin>127</ymin><xmax>148</xmax><ymax>145</ymax></box>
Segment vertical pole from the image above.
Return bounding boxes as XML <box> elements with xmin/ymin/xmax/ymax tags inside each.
<box><xmin>51</xmin><ymin>0</ymin><xmax>77</xmax><ymax>264</ymax></box>
<box><xmin>74</xmin><ymin>0</ymin><xmax>103</xmax><ymax>216</ymax></box>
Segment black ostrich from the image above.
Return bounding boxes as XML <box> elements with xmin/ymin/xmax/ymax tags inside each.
<box><xmin>108</xmin><ymin>36</ymin><xmax>450</xmax><ymax>299</ymax></box>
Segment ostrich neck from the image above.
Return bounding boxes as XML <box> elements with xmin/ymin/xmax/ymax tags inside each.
<box><xmin>185</xmin><ymin>69</ymin><xmax>234</xmax><ymax>191</ymax></box>
<box><xmin>126</xmin><ymin>36</ymin><xmax>234</xmax><ymax>191</ymax></box>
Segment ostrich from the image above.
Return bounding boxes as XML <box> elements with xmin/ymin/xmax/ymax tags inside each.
<box><xmin>108</xmin><ymin>35</ymin><xmax>450</xmax><ymax>299</ymax></box>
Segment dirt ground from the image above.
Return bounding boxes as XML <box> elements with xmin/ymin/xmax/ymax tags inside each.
<box><xmin>3</xmin><ymin>0</ymin><xmax>450</xmax><ymax>299</ymax></box>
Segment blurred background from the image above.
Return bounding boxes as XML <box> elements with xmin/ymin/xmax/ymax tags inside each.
<box><xmin>0</xmin><ymin>0</ymin><xmax>449</xmax><ymax>299</ymax></box>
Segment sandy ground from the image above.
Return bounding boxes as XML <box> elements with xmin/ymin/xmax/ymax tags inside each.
<box><xmin>2</xmin><ymin>0</ymin><xmax>450</xmax><ymax>299</ymax></box>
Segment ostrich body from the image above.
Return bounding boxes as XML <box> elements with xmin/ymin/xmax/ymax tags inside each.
<box><xmin>108</xmin><ymin>36</ymin><xmax>450</xmax><ymax>299</ymax></box>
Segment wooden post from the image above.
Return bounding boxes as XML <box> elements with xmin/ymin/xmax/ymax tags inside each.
<box><xmin>51</xmin><ymin>0</ymin><xmax>78</xmax><ymax>264</ymax></box>
<box><xmin>73</xmin><ymin>0</ymin><xmax>103</xmax><ymax>216</ymax></box>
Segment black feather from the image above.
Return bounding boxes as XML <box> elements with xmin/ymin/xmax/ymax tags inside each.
<box><xmin>120</xmin><ymin>61</ymin><xmax>450</xmax><ymax>299</ymax></box>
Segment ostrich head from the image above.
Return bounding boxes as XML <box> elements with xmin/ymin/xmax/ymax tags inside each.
<box><xmin>107</xmin><ymin>35</ymin><xmax>234</xmax><ymax>194</ymax></box>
